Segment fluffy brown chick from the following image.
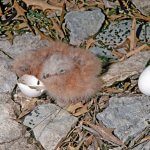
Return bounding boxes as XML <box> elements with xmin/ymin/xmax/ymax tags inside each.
<box><xmin>11</xmin><ymin>41</ymin><xmax>102</xmax><ymax>104</ymax></box>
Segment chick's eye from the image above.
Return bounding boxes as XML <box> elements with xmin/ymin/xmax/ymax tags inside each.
<box><xmin>59</xmin><ymin>69</ymin><xmax>65</xmax><ymax>74</ymax></box>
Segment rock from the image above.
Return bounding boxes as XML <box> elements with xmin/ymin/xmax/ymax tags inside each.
<box><xmin>23</xmin><ymin>103</ymin><xmax>78</xmax><ymax>150</ymax></box>
<box><xmin>0</xmin><ymin>102</ymin><xmax>22</xmax><ymax>143</ymax></box>
<box><xmin>133</xmin><ymin>141</ymin><xmax>150</xmax><ymax>150</ymax></box>
<box><xmin>90</xmin><ymin>46</ymin><xmax>117</xmax><ymax>59</ymax></box>
<box><xmin>96</xmin><ymin>20</ymin><xmax>150</xmax><ymax>49</ymax></box>
<box><xmin>0</xmin><ymin>56</ymin><xmax>17</xmax><ymax>93</ymax></box>
<box><xmin>132</xmin><ymin>0</ymin><xmax>150</xmax><ymax>16</ymax></box>
<box><xmin>65</xmin><ymin>9</ymin><xmax>105</xmax><ymax>45</ymax></box>
<box><xmin>96</xmin><ymin>95</ymin><xmax>150</xmax><ymax>146</ymax></box>
<box><xmin>0</xmin><ymin>33</ymin><xmax>50</xmax><ymax>58</ymax></box>
<box><xmin>101</xmin><ymin>51</ymin><xmax>150</xmax><ymax>87</ymax></box>
<box><xmin>0</xmin><ymin>137</ymin><xmax>38</xmax><ymax>150</ymax></box>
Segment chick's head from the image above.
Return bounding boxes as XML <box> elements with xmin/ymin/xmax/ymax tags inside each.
<box><xmin>40</xmin><ymin>53</ymin><xmax>75</xmax><ymax>79</ymax></box>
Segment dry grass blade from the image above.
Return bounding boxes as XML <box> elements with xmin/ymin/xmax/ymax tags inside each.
<box><xmin>126</xmin><ymin>44</ymin><xmax>150</xmax><ymax>58</ymax></box>
<box><xmin>23</xmin><ymin>0</ymin><xmax>62</xmax><ymax>11</ymax></box>
<box><xmin>128</xmin><ymin>17</ymin><xmax>136</xmax><ymax>51</ymax></box>
<box><xmin>51</xmin><ymin>18</ymin><xmax>65</xmax><ymax>39</ymax></box>
<box><xmin>85</xmin><ymin>38</ymin><xmax>96</xmax><ymax>50</ymax></box>
<box><xmin>84</xmin><ymin>121</ymin><xmax>126</xmax><ymax>147</ymax></box>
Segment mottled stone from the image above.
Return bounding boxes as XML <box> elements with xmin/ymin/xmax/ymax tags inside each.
<box><xmin>24</xmin><ymin>104</ymin><xmax>77</xmax><ymax>150</ymax></box>
<box><xmin>97</xmin><ymin>96</ymin><xmax>150</xmax><ymax>145</ymax></box>
<box><xmin>132</xmin><ymin>0</ymin><xmax>150</xmax><ymax>16</ymax></box>
<box><xmin>65</xmin><ymin>9</ymin><xmax>105</xmax><ymax>45</ymax></box>
<box><xmin>96</xmin><ymin>20</ymin><xmax>150</xmax><ymax>49</ymax></box>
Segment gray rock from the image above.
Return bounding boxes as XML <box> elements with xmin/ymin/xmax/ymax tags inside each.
<box><xmin>96</xmin><ymin>96</ymin><xmax>150</xmax><ymax>145</ymax></box>
<box><xmin>101</xmin><ymin>51</ymin><xmax>150</xmax><ymax>87</ymax></box>
<box><xmin>0</xmin><ymin>56</ymin><xmax>17</xmax><ymax>93</ymax></box>
<box><xmin>23</xmin><ymin>103</ymin><xmax>77</xmax><ymax>150</ymax></box>
<box><xmin>90</xmin><ymin>46</ymin><xmax>117</xmax><ymax>59</ymax></box>
<box><xmin>0</xmin><ymin>103</ymin><xmax>22</xmax><ymax>143</ymax></box>
<box><xmin>0</xmin><ymin>33</ymin><xmax>50</xmax><ymax>58</ymax></box>
<box><xmin>133</xmin><ymin>141</ymin><xmax>150</xmax><ymax>150</ymax></box>
<box><xmin>65</xmin><ymin>9</ymin><xmax>105</xmax><ymax>45</ymax></box>
<box><xmin>0</xmin><ymin>137</ymin><xmax>38</xmax><ymax>150</ymax></box>
<box><xmin>132</xmin><ymin>0</ymin><xmax>150</xmax><ymax>16</ymax></box>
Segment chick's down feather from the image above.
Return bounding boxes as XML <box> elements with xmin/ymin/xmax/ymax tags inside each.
<box><xmin>12</xmin><ymin>41</ymin><xmax>102</xmax><ymax>104</ymax></box>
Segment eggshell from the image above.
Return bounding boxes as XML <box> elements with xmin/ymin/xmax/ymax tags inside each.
<box><xmin>138</xmin><ymin>66</ymin><xmax>150</xmax><ymax>96</ymax></box>
<box><xmin>17</xmin><ymin>74</ymin><xmax>45</xmax><ymax>97</ymax></box>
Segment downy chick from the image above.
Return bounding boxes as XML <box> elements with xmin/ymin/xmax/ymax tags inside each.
<box><xmin>11</xmin><ymin>41</ymin><xmax>102</xmax><ymax>104</ymax></box>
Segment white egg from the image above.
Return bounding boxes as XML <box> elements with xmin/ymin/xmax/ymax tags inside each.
<box><xmin>17</xmin><ymin>74</ymin><xmax>46</xmax><ymax>97</ymax></box>
<box><xmin>138</xmin><ymin>66</ymin><xmax>150</xmax><ymax>96</ymax></box>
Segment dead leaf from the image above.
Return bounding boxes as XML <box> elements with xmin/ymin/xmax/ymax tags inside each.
<box><xmin>67</xmin><ymin>102</ymin><xmax>89</xmax><ymax>116</ymax></box>
<box><xmin>67</xmin><ymin>102</ymin><xmax>83</xmax><ymax>113</ymax></box>
<box><xmin>18</xmin><ymin>98</ymin><xmax>37</xmax><ymax>119</ymax></box>
<box><xmin>85</xmin><ymin>38</ymin><xmax>96</xmax><ymax>50</ymax></box>
<box><xmin>13</xmin><ymin>0</ymin><xmax>26</xmax><ymax>18</ymax></box>
<box><xmin>74</xmin><ymin>104</ymin><xmax>89</xmax><ymax>116</ymax></box>
<box><xmin>84</xmin><ymin>121</ymin><xmax>126</xmax><ymax>147</ymax></box>
<box><xmin>23</xmin><ymin>0</ymin><xmax>62</xmax><ymax>11</ymax></box>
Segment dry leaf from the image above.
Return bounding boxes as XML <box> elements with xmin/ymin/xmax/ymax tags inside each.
<box><xmin>85</xmin><ymin>38</ymin><xmax>96</xmax><ymax>50</ymax></box>
<box><xmin>67</xmin><ymin>102</ymin><xmax>83</xmax><ymax>113</ymax></box>
<box><xmin>84</xmin><ymin>121</ymin><xmax>126</xmax><ymax>147</ymax></box>
<box><xmin>23</xmin><ymin>0</ymin><xmax>62</xmax><ymax>11</ymax></box>
<box><xmin>67</xmin><ymin>102</ymin><xmax>89</xmax><ymax>116</ymax></box>
<box><xmin>18</xmin><ymin>98</ymin><xmax>37</xmax><ymax>119</ymax></box>
<box><xmin>13</xmin><ymin>0</ymin><xmax>26</xmax><ymax>18</ymax></box>
<box><xmin>74</xmin><ymin>104</ymin><xmax>89</xmax><ymax>116</ymax></box>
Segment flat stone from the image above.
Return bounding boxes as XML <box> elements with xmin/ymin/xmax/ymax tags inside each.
<box><xmin>0</xmin><ymin>103</ymin><xmax>22</xmax><ymax>143</ymax></box>
<box><xmin>65</xmin><ymin>9</ymin><xmax>105</xmax><ymax>45</ymax></box>
<box><xmin>0</xmin><ymin>33</ymin><xmax>50</xmax><ymax>58</ymax></box>
<box><xmin>0</xmin><ymin>56</ymin><xmax>17</xmax><ymax>93</ymax></box>
<box><xmin>97</xmin><ymin>95</ymin><xmax>150</xmax><ymax>145</ymax></box>
<box><xmin>0</xmin><ymin>137</ymin><xmax>38</xmax><ymax>150</ymax></box>
<box><xmin>23</xmin><ymin>103</ymin><xmax>77</xmax><ymax>150</ymax></box>
<box><xmin>132</xmin><ymin>0</ymin><xmax>150</xmax><ymax>16</ymax></box>
<box><xmin>101</xmin><ymin>51</ymin><xmax>150</xmax><ymax>87</ymax></box>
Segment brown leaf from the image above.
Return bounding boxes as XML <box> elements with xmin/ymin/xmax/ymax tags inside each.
<box><xmin>84</xmin><ymin>121</ymin><xmax>126</xmax><ymax>147</ymax></box>
<box><xmin>23</xmin><ymin>0</ymin><xmax>62</xmax><ymax>11</ymax></box>
<box><xmin>18</xmin><ymin>98</ymin><xmax>37</xmax><ymax>119</ymax></box>
<box><xmin>85</xmin><ymin>38</ymin><xmax>96</xmax><ymax>50</ymax></box>
<box><xmin>13</xmin><ymin>0</ymin><xmax>26</xmax><ymax>18</ymax></box>
<box><xmin>67</xmin><ymin>102</ymin><xmax>89</xmax><ymax>116</ymax></box>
